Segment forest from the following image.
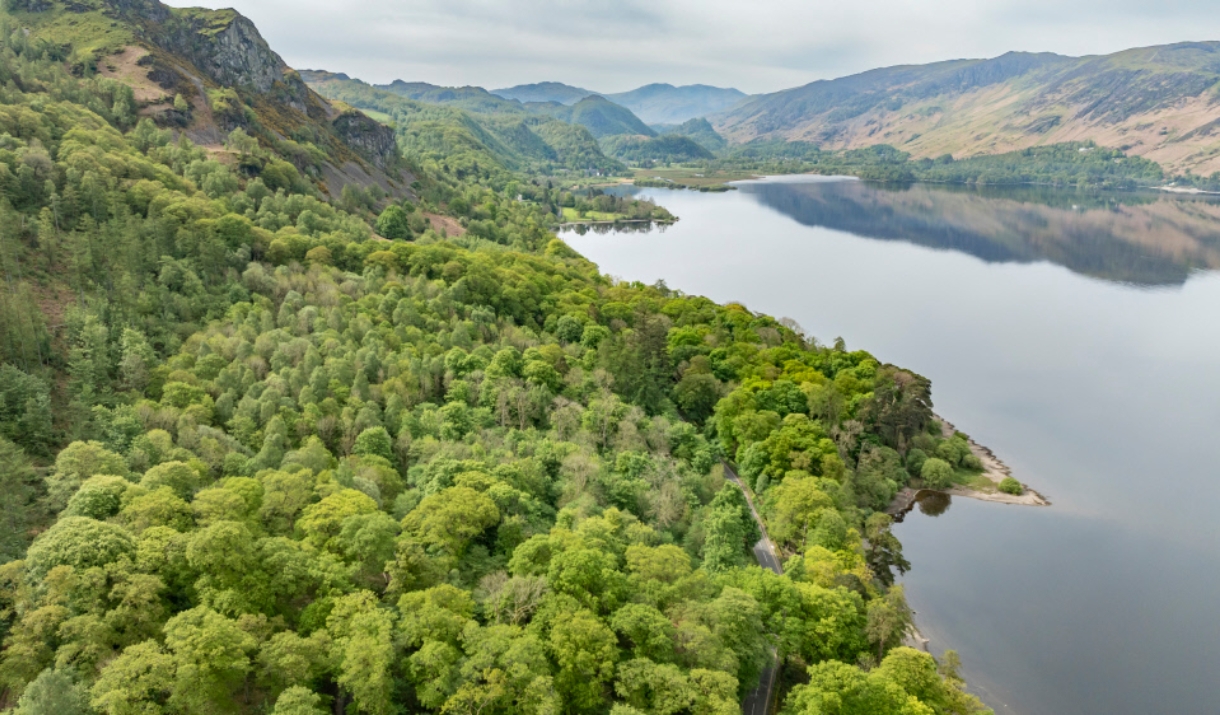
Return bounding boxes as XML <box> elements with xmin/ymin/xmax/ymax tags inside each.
<box><xmin>0</xmin><ymin>8</ymin><xmax>991</xmax><ymax>715</ymax></box>
<box><xmin>705</xmin><ymin>141</ymin><xmax>1172</xmax><ymax>189</ymax></box>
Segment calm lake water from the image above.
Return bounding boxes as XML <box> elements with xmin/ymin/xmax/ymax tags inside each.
<box><xmin>562</xmin><ymin>177</ymin><xmax>1220</xmax><ymax>715</ymax></box>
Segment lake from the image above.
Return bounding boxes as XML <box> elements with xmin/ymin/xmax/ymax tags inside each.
<box><xmin>562</xmin><ymin>177</ymin><xmax>1220</xmax><ymax>715</ymax></box>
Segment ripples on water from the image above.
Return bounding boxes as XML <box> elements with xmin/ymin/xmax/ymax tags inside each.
<box><xmin>563</xmin><ymin>178</ymin><xmax>1220</xmax><ymax>715</ymax></box>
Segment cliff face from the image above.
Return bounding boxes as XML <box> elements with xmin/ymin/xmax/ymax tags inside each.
<box><xmin>174</xmin><ymin>14</ymin><xmax>287</xmax><ymax>94</ymax></box>
<box><xmin>331</xmin><ymin>110</ymin><xmax>399</xmax><ymax>170</ymax></box>
<box><xmin>151</xmin><ymin>7</ymin><xmax>313</xmax><ymax>116</ymax></box>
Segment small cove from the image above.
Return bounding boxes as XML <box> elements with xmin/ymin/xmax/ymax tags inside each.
<box><xmin>562</xmin><ymin>177</ymin><xmax>1220</xmax><ymax>714</ymax></box>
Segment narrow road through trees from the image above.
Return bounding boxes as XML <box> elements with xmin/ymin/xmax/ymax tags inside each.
<box><xmin>723</xmin><ymin>462</ymin><xmax>782</xmax><ymax>715</ymax></box>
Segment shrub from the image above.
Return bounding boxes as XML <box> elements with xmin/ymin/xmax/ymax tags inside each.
<box><xmin>919</xmin><ymin>458</ymin><xmax>954</xmax><ymax>490</ymax></box>
<box><xmin>962</xmin><ymin>453</ymin><xmax>984</xmax><ymax>471</ymax></box>
<box><xmin>905</xmin><ymin>448</ymin><xmax>928</xmax><ymax>476</ymax></box>
<box><xmin>936</xmin><ymin>436</ymin><xmax>971</xmax><ymax>467</ymax></box>
<box><xmin>999</xmin><ymin>477</ymin><xmax>1024</xmax><ymax>495</ymax></box>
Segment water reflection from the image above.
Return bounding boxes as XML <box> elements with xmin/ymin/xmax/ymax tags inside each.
<box><xmin>917</xmin><ymin>491</ymin><xmax>952</xmax><ymax>517</ymax></box>
<box><xmin>561</xmin><ymin>221</ymin><xmax>668</xmax><ymax>236</ymax></box>
<box><xmin>734</xmin><ymin>180</ymin><xmax>1220</xmax><ymax>286</ymax></box>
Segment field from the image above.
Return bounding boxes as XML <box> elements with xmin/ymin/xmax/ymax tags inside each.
<box><xmin>631</xmin><ymin>166</ymin><xmax>759</xmax><ymax>189</ymax></box>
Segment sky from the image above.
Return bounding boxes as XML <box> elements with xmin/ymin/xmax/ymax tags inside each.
<box><xmin>164</xmin><ymin>0</ymin><xmax>1220</xmax><ymax>94</ymax></box>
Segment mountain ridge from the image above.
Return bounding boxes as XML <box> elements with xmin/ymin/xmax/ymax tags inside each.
<box><xmin>713</xmin><ymin>42</ymin><xmax>1220</xmax><ymax>174</ymax></box>
<box><xmin>493</xmin><ymin>81</ymin><xmax>748</xmax><ymax>124</ymax></box>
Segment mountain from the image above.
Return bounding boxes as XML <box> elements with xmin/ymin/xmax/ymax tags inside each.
<box><xmin>541</xmin><ymin>95</ymin><xmax>657</xmax><ymax>138</ymax></box>
<box><xmin>495</xmin><ymin>82</ymin><xmax>749</xmax><ymax>124</ymax></box>
<box><xmin>606</xmin><ymin>83</ymin><xmax>748</xmax><ymax>124</ymax></box>
<box><xmin>660</xmin><ymin>118</ymin><xmax>729</xmax><ymax>154</ymax></box>
<box><xmin>491</xmin><ymin>81</ymin><xmax>594</xmax><ymax>104</ymax></box>
<box><xmin>376</xmin><ymin>79</ymin><xmax>531</xmax><ymax>115</ymax></box>
<box><xmin>715</xmin><ymin>43</ymin><xmax>1220</xmax><ymax>174</ymax></box>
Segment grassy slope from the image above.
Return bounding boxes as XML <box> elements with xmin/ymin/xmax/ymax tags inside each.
<box><xmin>716</xmin><ymin>43</ymin><xmax>1220</xmax><ymax>174</ymax></box>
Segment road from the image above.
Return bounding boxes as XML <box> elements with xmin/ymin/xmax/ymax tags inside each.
<box><xmin>723</xmin><ymin>462</ymin><xmax>782</xmax><ymax>715</ymax></box>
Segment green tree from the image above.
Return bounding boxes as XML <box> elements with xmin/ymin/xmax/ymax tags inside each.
<box><xmin>45</xmin><ymin>441</ymin><xmax>128</xmax><ymax>511</ymax></box>
<box><xmin>549</xmin><ymin>609</ymin><xmax>618</xmax><ymax>712</ymax></box>
<box><xmin>375</xmin><ymin>205</ymin><xmax>412</xmax><ymax>240</ymax></box>
<box><xmin>919</xmin><ymin>458</ymin><xmax>954</xmax><ymax>490</ymax></box>
<box><xmin>270</xmin><ymin>686</ymin><xmax>327</xmax><ymax>715</ymax></box>
<box><xmin>672</xmin><ymin>371</ymin><xmax>721</xmax><ymax>424</ymax></box>
<box><xmin>701</xmin><ymin>485</ymin><xmax>759</xmax><ymax>572</ymax></box>
<box><xmin>14</xmin><ymin>668</ymin><xmax>94</xmax><ymax>715</ymax></box>
<box><xmin>25</xmin><ymin>516</ymin><xmax>136</xmax><ymax>581</ymax></box>
<box><xmin>327</xmin><ymin>592</ymin><xmax>397</xmax><ymax>715</ymax></box>
<box><xmin>866</xmin><ymin>586</ymin><xmax>914</xmax><ymax>663</ymax></box>
<box><xmin>864</xmin><ymin>513</ymin><xmax>910</xmax><ymax>587</ymax></box>
<box><xmin>0</xmin><ymin>437</ymin><xmax>39</xmax><ymax>561</ymax></box>
<box><xmin>90</xmin><ymin>640</ymin><xmax>176</xmax><ymax>715</ymax></box>
<box><xmin>163</xmin><ymin>606</ymin><xmax>256</xmax><ymax>714</ymax></box>
<box><xmin>353</xmin><ymin>426</ymin><xmax>395</xmax><ymax>463</ymax></box>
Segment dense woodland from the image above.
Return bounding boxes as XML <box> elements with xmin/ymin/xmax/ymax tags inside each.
<box><xmin>0</xmin><ymin>10</ymin><xmax>992</xmax><ymax>715</ymax></box>
<box><xmin>704</xmin><ymin>141</ymin><xmax>1172</xmax><ymax>189</ymax></box>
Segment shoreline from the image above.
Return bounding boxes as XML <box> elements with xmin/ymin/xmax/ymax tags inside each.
<box><xmin>889</xmin><ymin>414</ymin><xmax>1050</xmax><ymax>517</ymax></box>
<box><xmin>556</xmin><ymin>218</ymin><xmax>675</xmax><ymax>228</ymax></box>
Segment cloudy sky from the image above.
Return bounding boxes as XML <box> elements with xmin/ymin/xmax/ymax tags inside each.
<box><xmin>165</xmin><ymin>0</ymin><xmax>1220</xmax><ymax>94</ymax></box>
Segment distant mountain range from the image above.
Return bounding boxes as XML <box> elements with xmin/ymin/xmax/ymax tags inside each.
<box><xmin>491</xmin><ymin>82</ymin><xmax>596</xmax><ymax>105</ymax></box>
<box><xmin>492</xmin><ymin>82</ymin><xmax>748</xmax><ymax>125</ymax></box>
<box><xmin>309</xmin><ymin>41</ymin><xmax>1220</xmax><ymax>174</ymax></box>
<box><xmin>714</xmin><ymin>42</ymin><xmax>1220</xmax><ymax>174</ymax></box>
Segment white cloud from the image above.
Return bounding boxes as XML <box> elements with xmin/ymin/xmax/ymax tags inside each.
<box><xmin>163</xmin><ymin>0</ymin><xmax>1220</xmax><ymax>94</ymax></box>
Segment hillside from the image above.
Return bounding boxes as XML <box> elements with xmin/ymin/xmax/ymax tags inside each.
<box><xmin>715</xmin><ymin>43</ymin><xmax>1220</xmax><ymax>174</ymax></box>
<box><xmin>3</xmin><ymin>0</ymin><xmax>412</xmax><ymax>198</ymax></box>
<box><xmin>606</xmin><ymin>83</ymin><xmax>748</xmax><ymax>125</ymax></box>
<box><xmin>301</xmin><ymin>72</ymin><xmax>626</xmax><ymax>175</ymax></box>
<box><xmin>661</xmin><ymin>118</ymin><xmax>729</xmax><ymax>154</ymax></box>
<box><xmin>541</xmin><ymin>95</ymin><xmax>658</xmax><ymax>139</ymax></box>
<box><xmin>600</xmin><ymin>134</ymin><xmax>716</xmax><ymax>164</ymax></box>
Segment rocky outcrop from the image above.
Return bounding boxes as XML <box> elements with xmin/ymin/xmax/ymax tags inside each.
<box><xmin>332</xmin><ymin>110</ymin><xmax>399</xmax><ymax>169</ymax></box>
<box><xmin>179</xmin><ymin>15</ymin><xmax>285</xmax><ymax>94</ymax></box>
<box><xmin>152</xmin><ymin>10</ymin><xmax>312</xmax><ymax>113</ymax></box>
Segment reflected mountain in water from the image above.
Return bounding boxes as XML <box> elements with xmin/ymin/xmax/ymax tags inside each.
<box><xmin>738</xmin><ymin>179</ymin><xmax>1220</xmax><ymax>286</ymax></box>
